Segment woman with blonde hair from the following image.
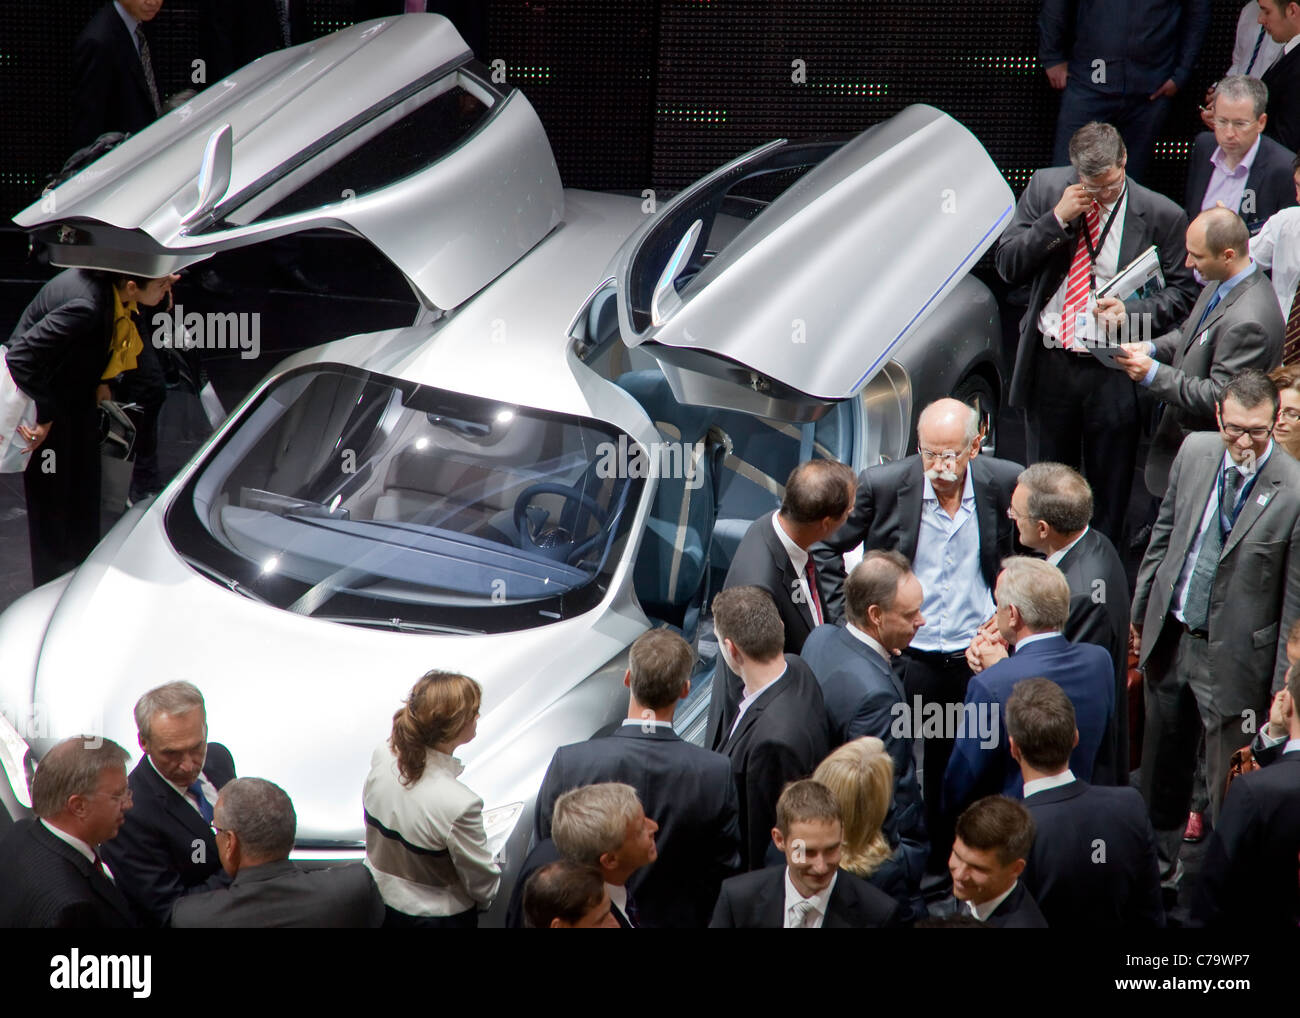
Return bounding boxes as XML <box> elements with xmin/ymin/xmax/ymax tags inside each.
<box><xmin>363</xmin><ymin>670</ymin><xmax>501</xmax><ymax>927</ymax></box>
<box><xmin>814</xmin><ymin>737</ymin><xmax>927</xmax><ymax>923</ymax></box>
<box><xmin>1269</xmin><ymin>364</ymin><xmax>1300</xmax><ymax>460</ymax></box>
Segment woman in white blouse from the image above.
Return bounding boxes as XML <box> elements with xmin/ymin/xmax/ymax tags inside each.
<box><xmin>363</xmin><ymin>670</ymin><xmax>501</xmax><ymax>927</ymax></box>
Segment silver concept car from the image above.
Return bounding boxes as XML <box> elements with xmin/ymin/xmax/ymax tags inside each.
<box><xmin>0</xmin><ymin>15</ymin><xmax>1013</xmax><ymax>921</ymax></box>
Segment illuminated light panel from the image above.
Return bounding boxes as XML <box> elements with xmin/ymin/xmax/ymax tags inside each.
<box><xmin>658</xmin><ymin>107</ymin><xmax>729</xmax><ymax>123</ymax></box>
<box><xmin>510</xmin><ymin>66</ymin><xmax>553</xmax><ymax>81</ymax></box>
<box><xmin>809</xmin><ymin>82</ymin><xmax>889</xmax><ymax>97</ymax></box>
<box><xmin>960</xmin><ymin>56</ymin><xmax>1040</xmax><ymax>73</ymax></box>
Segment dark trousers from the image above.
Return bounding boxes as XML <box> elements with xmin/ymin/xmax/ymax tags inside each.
<box><xmin>1026</xmin><ymin>347</ymin><xmax>1139</xmax><ymax>546</ymax></box>
<box><xmin>898</xmin><ymin>647</ymin><xmax>973</xmax><ymax>874</ymax></box>
<box><xmin>113</xmin><ymin>334</ymin><xmax>166</xmax><ymax>501</ymax></box>
<box><xmin>383</xmin><ymin>905</ymin><xmax>477</xmax><ymax>928</ymax></box>
<box><xmin>23</xmin><ymin>403</ymin><xmax>101</xmax><ymax>587</ymax></box>
<box><xmin>1051</xmin><ymin>86</ymin><xmax>1172</xmax><ymax>186</ymax></box>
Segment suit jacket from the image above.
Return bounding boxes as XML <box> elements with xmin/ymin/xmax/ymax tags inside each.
<box><xmin>943</xmin><ymin>635</ymin><xmax>1115</xmax><ymax>813</ymax></box>
<box><xmin>1183</xmin><ymin>132</ymin><xmax>1297</xmax><ymax>234</ymax></box>
<box><xmin>533</xmin><ymin>725</ymin><xmax>742</xmax><ymax>928</ymax></box>
<box><xmin>1263</xmin><ymin>43</ymin><xmax>1300</xmax><ymax>153</ymax></box>
<box><xmin>717</xmin><ymin>655</ymin><xmax>831</xmax><ymax>870</ymax></box>
<box><xmin>1192</xmin><ymin>752</ymin><xmax>1300</xmax><ymax>927</ymax></box>
<box><xmin>1133</xmin><ymin>433</ymin><xmax>1300</xmax><ymax>713</ymax></box>
<box><xmin>1144</xmin><ymin>268</ymin><xmax>1284</xmax><ymax>494</ymax></box>
<box><xmin>931</xmin><ymin>880</ymin><xmax>1049</xmax><ymax>928</ymax></box>
<box><xmin>1056</xmin><ymin>528</ymin><xmax>1132</xmax><ymax>785</ymax></box>
<box><xmin>0</xmin><ymin>819</ymin><xmax>137</xmax><ymax>928</ymax></box>
<box><xmin>812</xmin><ymin>455</ymin><xmax>1023</xmax><ymax>627</ymax></box>
<box><xmin>798</xmin><ymin>622</ymin><xmax>927</xmax><ymax>877</ymax></box>
<box><xmin>1022</xmin><ymin>780</ymin><xmax>1165</xmax><ymax>927</ymax></box>
<box><xmin>99</xmin><ymin>743</ymin><xmax>236</xmax><ymax>926</ymax></box>
<box><xmin>169</xmin><ymin>860</ymin><xmax>384</xmax><ymax>928</ymax></box>
<box><xmin>709</xmin><ymin>865</ymin><xmax>901</xmax><ymax>928</ymax></box>
<box><xmin>995</xmin><ymin>166</ymin><xmax>1197</xmax><ymax>411</ymax></box>
<box><xmin>71</xmin><ymin>3</ymin><xmax>160</xmax><ymax>153</ymax></box>
<box><xmin>706</xmin><ymin>511</ymin><xmax>821</xmax><ymax>750</ymax></box>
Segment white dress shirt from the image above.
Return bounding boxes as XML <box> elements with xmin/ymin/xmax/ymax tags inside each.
<box><xmin>726</xmin><ymin>665</ymin><xmax>786</xmax><ymax>744</ymax></box>
<box><xmin>772</xmin><ymin>513</ymin><xmax>821</xmax><ymax>626</ymax></box>
<box><xmin>1249</xmin><ymin>207</ymin><xmax>1300</xmax><ymax>316</ymax></box>
<box><xmin>1227</xmin><ymin>2</ymin><xmax>1283</xmax><ymax>76</ymax></box>
<box><xmin>620</xmin><ymin>718</ymin><xmax>675</xmax><ymax>730</ymax></box>
<box><xmin>845</xmin><ymin>622</ymin><xmax>891</xmax><ymax>663</ymax></box>
<box><xmin>968</xmin><ymin>880</ymin><xmax>1019</xmax><ymax>922</ymax></box>
<box><xmin>1022</xmin><ymin>768</ymin><xmax>1077</xmax><ymax>798</ymax></box>
<box><xmin>783</xmin><ymin>867</ymin><xmax>837</xmax><ymax>928</ymax></box>
<box><xmin>1039</xmin><ymin>190</ymin><xmax>1128</xmax><ymax>343</ymax></box>
<box><xmin>608</xmin><ymin>882</ymin><xmax>631</xmax><ymax>925</ymax></box>
<box><xmin>1046</xmin><ymin>527</ymin><xmax>1088</xmax><ymax>567</ymax></box>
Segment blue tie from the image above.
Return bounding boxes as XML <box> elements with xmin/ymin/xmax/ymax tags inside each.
<box><xmin>1195</xmin><ymin>289</ymin><xmax>1222</xmax><ymax>334</ymax></box>
<box><xmin>188</xmin><ymin>780</ymin><xmax>214</xmax><ymax>823</ymax></box>
<box><xmin>1245</xmin><ymin>27</ymin><xmax>1267</xmax><ymax>76</ymax></box>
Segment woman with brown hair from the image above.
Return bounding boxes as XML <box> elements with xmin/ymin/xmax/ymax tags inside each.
<box><xmin>362</xmin><ymin>670</ymin><xmax>501</xmax><ymax>927</ymax></box>
<box><xmin>1269</xmin><ymin>363</ymin><xmax>1300</xmax><ymax>460</ymax></box>
<box><xmin>813</xmin><ymin>737</ymin><xmax>927</xmax><ymax>924</ymax></box>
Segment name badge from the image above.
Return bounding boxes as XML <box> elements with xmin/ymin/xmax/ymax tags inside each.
<box><xmin>1257</xmin><ymin>493</ymin><xmax>1270</xmax><ymax>507</ymax></box>
<box><xmin>1198</xmin><ymin>332</ymin><xmax>1210</xmax><ymax>346</ymax></box>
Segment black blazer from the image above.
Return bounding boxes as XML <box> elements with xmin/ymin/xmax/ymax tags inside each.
<box><xmin>71</xmin><ymin>3</ymin><xmax>160</xmax><ymax>153</ymax></box>
<box><xmin>1263</xmin><ymin>44</ymin><xmax>1300</xmax><ymax>153</ymax></box>
<box><xmin>994</xmin><ymin>166</ymin><xmax>1197</xmax><ymax>410</ymax></box>
<box><xmin>0</xmin><ymin>819</ymin><xmax>137</xmax><ymax>928</ymax></box>
<box><xmin>1183</xmin><ymin>132</ymin><xmax>1297</xmax><ymax>234</ymax></box>
<box><xmin>709</xmin><ymin>865</ymin><xmax>901</xmax><ymax>928</ymax></box>
<box><xmin>1022</xmin><ymin>780</ymin><xmax>1165</xmax><ymax>928</ymax></box>
<box><xmin>706</xmin><ymin>511</ymin><xmax>821</xmax><ymax>751</ymax></box>
<box><xmin>100</xmin><ymin>743</ymin><xmax>236</xmax><ymax>926</ymax></box>
<box><xmin>812</xmin><ymin>454</ymin><xmax>1023</xmax><ymax>626</ymax></box>
<box><xmin>717</xmin><ymin>655</ymin><xmax>831</xmax><ymax>870</ymax></box>
<box><xmin>1192</xmin><ymin>753</ymin><xmax>1300</xmax><ymax>928</ymax></box>
<box><xmin>533</xmin><ymin>725</ymin><xmax>742</xmax><ymax>928</ymax></box>
<box><xmin>169</xmin><ymin>860</ymin><xmax>385</xmax><ymax>928</ymax></box>
<box><xmin>931</xmin><ymin>880</ymin><xmax>1049</xmax><ymax>928</ymax></box>
<box><xmin>1056</xmin><ymin>528</ymin><xmax>1131</xmax><ymax>785</ymax></box>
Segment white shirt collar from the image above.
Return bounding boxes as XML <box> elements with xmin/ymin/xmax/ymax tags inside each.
<box><xmin>40</xmin><ymin>819</ymin><xmax>99</xmax><ymax>863</ymax></box>
<box><xmin>1013</xmin><ymin>631</ymin><xmax>1060</xmax><ymax>651</ymax></box>
<box><xmin>1046</xmin><ymin>527</ymin><xmax>1089</xmax><ymax>567</ymax></box>
<box><xmin>607</xmin><ymin>882</ymin><xmax>628</xmax><ymax>917</ymax></box>
<box><xmin>620</xmin><ymin>718</ymin><xmax>675</xmax><ymax>729</ymax></box>
<box><xmin>783</xmin><ymin>866</ymin><xmax>838</xmax><ymax>927</ymax></box>
<box><xmin>1223</xmin><ymin>441</ymin><xmax>1273</xmax><ymax>479</ymax></box>
<box><xmin>1211</xmin><ymin>134</ymin><xmax>1262</xmax><ymax>176</ymax></box>
<box><xmin>1286</xmin><ymin>35</ymin><xmax>1300</xmax><ymax>56</ymax></box>
<box><xmin>845</xmin><ymin>622</ymin><xmax>891</xmax><ymax>662</ymax></box>
<box><xmin>1284</xmin><ymin>738</ymin><xmax>1300</xmax><ymax>755</ymax></box>
<box><xmin>968</xmin><ymin>879</ymin><xmax>1019</xmax><ymax>922</ymax></box>
<box><xmin>726</xmin><ymin>664</ymin><xmax>787</xmax><ymax>743</ymax></box>
<box><xmin>772</xmin><ymin>512</ymin><xmax>808</xmax><ymax>573</ymax></box>
<box><xmin>1023</xmin><ymin>769</ymin><xmax>1077</xmax><ymax>798</ymax></box>
<box><xmin>147</xmin><ymin>753</ymin><xmax>217</xmax><ymax>806</ymax></box>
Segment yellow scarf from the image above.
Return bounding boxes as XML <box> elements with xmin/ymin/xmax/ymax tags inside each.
<box><xmin>102</xmin><ymin>287</ymin><xmax>143</xmax><ymax>379</ymax></box>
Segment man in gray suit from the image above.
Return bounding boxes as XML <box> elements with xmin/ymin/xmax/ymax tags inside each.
<box><xmin>170</xmin><ymin>778</ymin><xmax>384</xmax><ymax>927</ymax></box>
<box><xmin>1116</xmin><ymin>207</ymin><xmax>1285</xmax><ymax>495</ymax></box>
<box><xmin>1131</xmin><ymin>369</ymin><xmax>1300</xmax><ymax>883</ymax></box>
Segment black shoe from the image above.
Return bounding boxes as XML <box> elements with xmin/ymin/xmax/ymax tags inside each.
<box><xmin>193</xmin><ymin>268</ymin><xmax>234</xmax><ymax>297</ymax></box>
<box><xmin>279</xmin><ymin>266</ymin><xmax>330</xmax><ymax>294</ymax></box>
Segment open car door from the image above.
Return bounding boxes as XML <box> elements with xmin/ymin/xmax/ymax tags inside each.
<box><xmin>606</xmin><ymin>105</ymin><xmax>1013</xmax><ymax>421</ymax></box>
<box><xmin>14</xmin><ymin>14</ymin><xmax>563</xmax><ymax>312</ymax></box>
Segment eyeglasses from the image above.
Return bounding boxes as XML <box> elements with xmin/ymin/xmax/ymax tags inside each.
<box><xmin>1078</xmin><ymin>172</ymin><xmax>1125</xmax><ymax>198</ymax></box>
<box><xmin>1213</xmin><ymin>118</ymin><xmax>1257</xmax><ymax>132</ymax></box>
<box><xmin>1280</xmin><ymin>408</ymin><xmax>1300</xmax><ymax>423</ymax></box>
<box><xmin>1006</xmin><ymin>505</ymin><xmax>1037</xmax><ymax>523</ymax></box>
<box><xmin>918</xmin><ymin>446</ymin><xmax>968</xmax><ymax>463</ymax></box>
<box><xmin>1221</xmin><ymin>423</ymin><xmax>1274</xmax><ymax>440</ymax></box>
<box><xmin>91</xmin><ymin>788</ymin><xmax>133</xmax><ymax>804</ymax></box>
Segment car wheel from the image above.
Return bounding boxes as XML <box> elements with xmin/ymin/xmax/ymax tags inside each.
<box><xmin>953</xmin><ymin>374</ymin><xmax>998</xmax><ymax>456</ymax></box>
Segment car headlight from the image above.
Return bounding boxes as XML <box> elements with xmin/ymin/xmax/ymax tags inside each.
<box><xmin>0</xmin><ymin>711</ymin><xmax>34</xmax><ymax>810</ymax></box>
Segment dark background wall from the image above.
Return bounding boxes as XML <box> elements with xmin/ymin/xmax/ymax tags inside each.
<box><xmin>0</xmin><ymin>0</ymin><xmax>1245</xmax><ymax>223</ymax></box>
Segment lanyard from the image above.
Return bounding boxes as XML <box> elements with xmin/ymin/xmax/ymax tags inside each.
<box><xmin>1217</xmin><ymin>462</ymin><xmax>1258</xmax><ymax>536</ymax></box>
<box><xmin>1080</xmin><ymin>188</ymin><xmax>1125</xmax><ymax>291</ymax></box>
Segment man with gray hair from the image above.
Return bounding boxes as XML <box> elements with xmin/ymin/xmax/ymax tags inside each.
<box><xmin>1185</xmin><ymin>75</ymin><xmax>1296</xmax><ymax>235</ymax></box>
<box><xmin>0</xmin><ymin>736</ymin><xmax>137</xmax><ymax>927</ymax></box>
<box><xmin>943</xmin><ymin>557</ymin><xmax>1115</xmax><ymax>820</ymax></box>
<box><xmin>100</xmin><ymin>680</ymin><xmax>237</xmax><ymax>925</ymax></box>
<box><xmin>170</xmin><ymin>778</ymin><xmax>384</xmax><ymax>927</ymax></box>
<box><xmin>996</xmin><ymin>121</ymin><xmax>1197</xmax><ymax>543</ymax></box>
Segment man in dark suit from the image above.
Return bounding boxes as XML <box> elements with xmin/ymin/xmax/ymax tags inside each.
<box><xmin>800</xmin><ymin>549</ymin><xmax>927</xmax><ymax>880</ymax></box>
<box><xmin>1116</xmin><ymin>207</ymin><xmax>1284</xmax><ymax>495</ymax></box>
<box><xmin>100</xmin><ymin>681</ymin><xmax>236</xmax><ymax>925</ymax></box>
<box><xmin>1261</xmin><ymin>1</ymin><xmax>1300</xmax><ymax>152</ymax></box>
<box><xmin>521</xmin><ymin>861</ymin><xmax>620</xmax><ymax>928</ymax></box>
<box><xmin>995</xmin><ymin>122</ymin><xmax>1198</xmax><ymax>542</ymax></box>
<box><xmin>71</xmin><ymin>1</ymin><xmax>165</xmax><ymax>154</ymax></box>
<box><xmin>1132</xmin><ymin>370</ymin><xmax>1300</xmax><ymax>884</ymax></box>
<box><xmin>814</xmin><ymin>398</ymin><xmax>1021</xmax><ymax>871</ymax></box>
<box><xmin>709</xmin><ymin>780</ymin><xmax>900</xmax><ymax>928</ymax></box>
<box><xmin>170</xmin><ymin>778</ymin><xmax>384</xmax><ymax>927</ymax></box>
<box><xmin>1192</xmin><ymin>657</ymin><xmax>1300</xmax><ymax>927</ymax></box>
<box><xmin>706</xmin><ymin>459</ymin><xmax>857</xmax><ymax>752</ymax></box>
<box><xmin>711</xmin><ymin>586</ymin><xmax>831</xmax><ymax>870</ymax></box>
<box><xmin>534</xmin><ymin>628</ymin><xmax>741</xmax><ymax>927</ymax></box>
<box><xmin>988</xmin><ymin>463</ymin><xmax>1132</xmax><ymax>783</ymax></box>
<box><xmin>931</xmin><ymin>795</ymin><xmax>1047</xmax><ymax>926</ymax></box>
<box><xmin>1010</xmin><ymin>679</ymin><xmax>1165</xmax><ymax>927</ymax></box>
<box><xmin>1184</xmin><ymin>76</ymin><xmax>1296</xmax><ymax>234</ymax></box>
<box><xmin>0</xmin><ymin>737</ymin><xmax>137</xmax><ymax>928</ymax></box>
<box><xmin>945</xmin><ymin>558</ymin><xmax>1115</xmax><ymax>815</ymax></box>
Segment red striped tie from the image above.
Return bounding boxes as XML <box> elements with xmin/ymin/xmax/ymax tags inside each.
<box><xmin>1284</xmin><ymin>280</ymin><xmax>1300</xmax><ymax>366</ymax></box>
<box><xmin>1059</xmin><ymin>202</ymin><xmax>1101</xmax><ymax>351</ymax></box>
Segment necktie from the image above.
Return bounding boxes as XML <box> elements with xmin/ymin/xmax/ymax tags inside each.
<box><xmin>276</xmin><ymin>0</ymin><xmax>292</xmax><ymax>47</ymax></box>
<box><xmin>1245</xmin><ymin>27</ymin><xmax>1267</xmax><ymax>76</ymax></box>
<box><xmin>1284</xmin><ymin>280</ymin><xmax>1300</xmax><ymax>365</ymax></box>
<box><xmin>789</xmin><ymin>898</ymin><xmax>817</xmax><ymax>928</ymax></box>
<box><xmin>623</xmin><ymin>891</ymin><xmax>640</xmax><ymax>928</ymax></box>
<box><xmin>135</xmin><ymin>26</ymin><xmax>161</xmax><ymax>117</ymax></box>
<box><xmin>92</xmin><ymin>853</ymin><xmax>113</xmax><ymax>881</ymax></box>
<box><xmin>1182</xmin><ymin>468</ymin><xmax>1241</xmax><ymax>631</ymax></box>
<box><xmin>805</xmin><ymin>560</ymin><xmax>823</xmax><ymax>626</ymax></box>
<box><xmin>188</xmin><ymin>780</ymin><xmax>214</xmax><ymax>823</ymax></box>
<box><xmin>1059</xmin><ymin>203</ymin><xmax>1101</xmax><ymax>351</ymax></box>
<box><xmin>1194</xmin><ymin>288</ymin><xmax>1223</xmax><ymax>336</ymax></box>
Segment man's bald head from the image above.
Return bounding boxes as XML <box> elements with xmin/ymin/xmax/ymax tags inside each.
<box><xmin>917</xmin><ymin>398</ymin><xmax>980</xmax><ymax>448</ymax></box>
<box><xmin>1195</xmin><ymin>206</ymin><xmax>1250</xmax><ymax>260</ymax></box>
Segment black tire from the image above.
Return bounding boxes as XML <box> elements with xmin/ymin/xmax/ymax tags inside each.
<box><xmin>952</xmin><ymin>373</ymin><xmax>998</xmax><ymax>456</ymax></box>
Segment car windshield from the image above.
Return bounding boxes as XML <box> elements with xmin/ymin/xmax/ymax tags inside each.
<box><xmin>166</xmin><ymin>365</ymin><xmax>641</xmax><ymax>633</ymax></box>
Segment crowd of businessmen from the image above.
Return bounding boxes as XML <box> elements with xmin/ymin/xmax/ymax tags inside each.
<box><xmin>6</xmin><ymin>1</ymin><xmax>1300</xmax><ymax>928</ymax></box>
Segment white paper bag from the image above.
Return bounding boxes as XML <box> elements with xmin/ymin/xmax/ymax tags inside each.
<box><xmin>0</xmin><ymin>348</ymin><xmax>37</xmax><ymax>474</ymax></box>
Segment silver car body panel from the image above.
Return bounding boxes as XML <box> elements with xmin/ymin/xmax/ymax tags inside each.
<box><xmin>13</xmin><ymin>15</ymin><xmax>564</xmax><ymax>311</ymax></box>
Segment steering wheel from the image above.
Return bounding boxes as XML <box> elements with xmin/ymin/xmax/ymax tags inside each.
<box><xmin>513</xmin><ymin>483</ymin><xmax>609</xmax><ymax>563</ymax></box>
